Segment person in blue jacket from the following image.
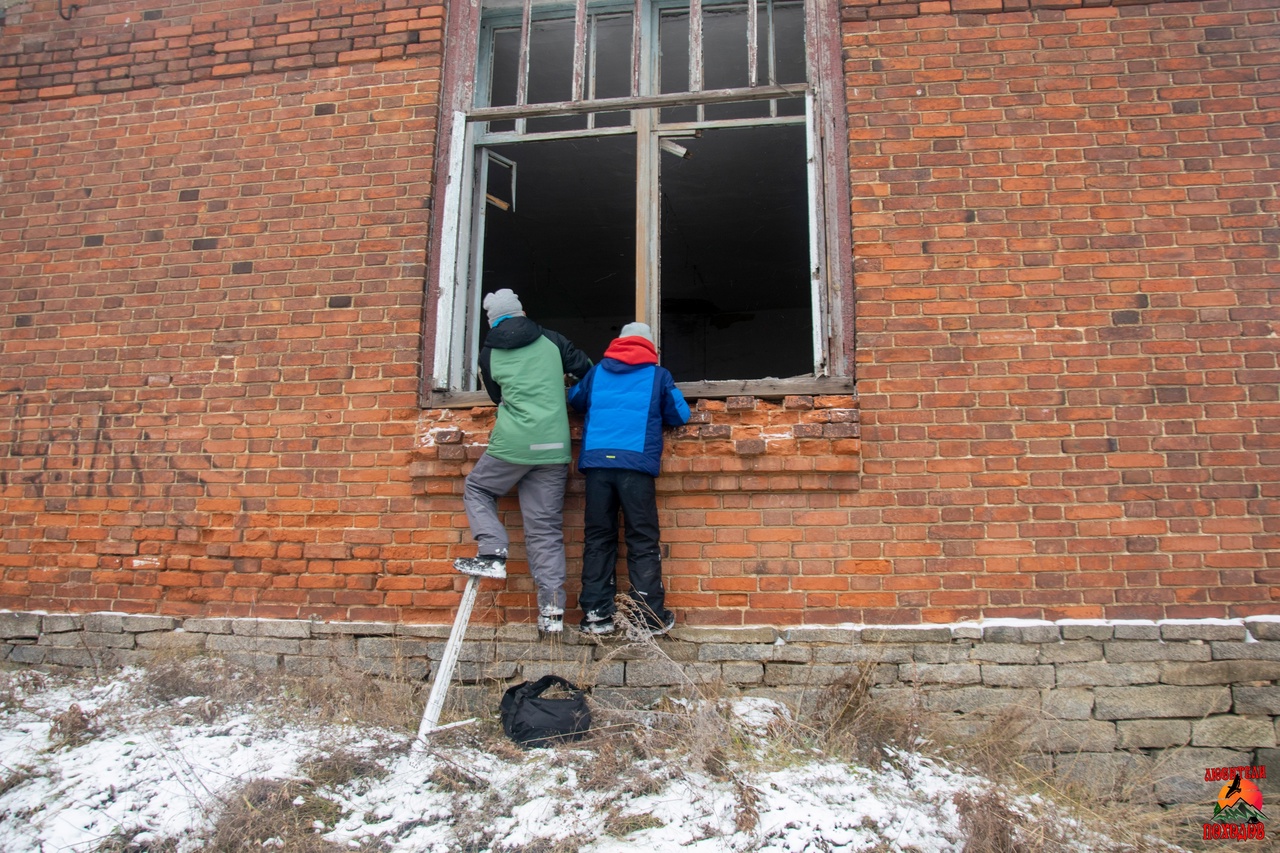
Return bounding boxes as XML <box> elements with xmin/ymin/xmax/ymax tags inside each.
<box><xmin>568</xmin><ymin>322</ymin><xmax>690</xmax><ymax>636</ymax></box>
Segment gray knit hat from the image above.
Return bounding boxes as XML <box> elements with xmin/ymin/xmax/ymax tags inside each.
<box><xmin>483</xmin><ymin>289</ymin><xmax>524</xmax><ymax>326</ymax></box>
<box><xmin>619</xmin><ymin>322</ymin><xmax>653</xmax><ymax>343</ymax></box>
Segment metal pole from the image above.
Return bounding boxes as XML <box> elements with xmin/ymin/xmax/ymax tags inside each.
<box><xmin>414</xmin><ymin>574</ymin><xmax>481</xmax><ymax>745</ymax></box>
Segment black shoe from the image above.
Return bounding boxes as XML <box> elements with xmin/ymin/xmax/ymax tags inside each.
<box><xmin>646</xmin><ymin>610</ymin><xmax>676</xmax><ymax>637</ymax></box>
<box><xmin>579</xmin><ymin>611</ymin><xmax>615</xmax><ymax>635</ymax></box>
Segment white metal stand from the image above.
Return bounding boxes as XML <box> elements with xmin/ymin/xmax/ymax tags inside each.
<box><xmin>414</xmin><ymin>574</ymin><xmax>480</xmax><ymax>748</ymax></box>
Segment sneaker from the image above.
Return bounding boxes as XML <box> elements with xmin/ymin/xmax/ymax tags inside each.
<box><xmin>453</xmin><ymin>552</ymin><xmax>507</xmax><ymax>579</ymax></box>
<box><xmin>537</xmin><ymin>607</ymin><xmax>564</xmax><ymax>634</ymax></box>
<box><xmin>578</xmin><ymin>611</ymin><xmax>615</xmax><ymax>636</ymax></box>
<box><xmin>646</xmin><ymin>610</ymin><xmax>676</xmax><ymax>637</ymax></box>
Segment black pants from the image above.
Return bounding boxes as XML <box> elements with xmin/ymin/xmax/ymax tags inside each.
<box><xmin>580</xmin><ymin>468</ymin><xmax>668</xmax><ymax>627</ymax></box>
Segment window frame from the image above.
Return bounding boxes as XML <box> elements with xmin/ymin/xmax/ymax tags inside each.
<box><xmin>422</xmin><ymin>0</ymin><xmax>852</xmax><ymax>406</ymax></box>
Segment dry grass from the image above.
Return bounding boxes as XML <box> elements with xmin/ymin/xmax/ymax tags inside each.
<box><xmin>204</xmin><ymin>778</ymin><xmax>351</xmax><ymax>853</ymax></box>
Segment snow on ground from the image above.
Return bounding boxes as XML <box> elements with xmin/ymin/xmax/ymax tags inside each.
<box><xmin>0</xmin><ymin>665</ymin><xmax>1174</xmax><ymax>852</ymax></box>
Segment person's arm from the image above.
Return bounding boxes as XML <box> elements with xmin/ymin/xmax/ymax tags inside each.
<box><xmin>659</xmin><ymin>369</ymin><xmax>690</xmax><ymax>426</ymax></box>
<box><xmin>478</xmin><ymin>347</ymin><xmax>502</xmax><ymax>404</ymax></box>
<box><xmin>541</xmin><ymin>328</ymin><xmax>593</xmax><ymax>381</ymax></box>
<box><xmin>567</xmin><ymin>368</ymin><xmax>595</xmax><ymax>412</ymax></box>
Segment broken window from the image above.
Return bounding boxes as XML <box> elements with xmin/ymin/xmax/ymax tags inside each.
<box><xmin>430</xmin><ymin>0</ymin><xmax>849</xmax><ymax>398</ymax></box>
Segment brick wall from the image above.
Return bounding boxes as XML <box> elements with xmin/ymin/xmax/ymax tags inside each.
<box><xmin>1</xmin><ymin>0</ymin><xmax>1277</xmax><ymax>627</ymax></box>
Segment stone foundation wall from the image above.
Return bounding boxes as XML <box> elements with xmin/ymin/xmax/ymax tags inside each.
<box><xmin>4</xmin><ymin>610</ymin><xmax>1280</xmax><ymax>804</ymax></box>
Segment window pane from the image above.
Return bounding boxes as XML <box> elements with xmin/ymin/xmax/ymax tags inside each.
<box><xmin>659</xmin><ymin>10</ymin><xmax>697</xmax><ymax>123</ymax></box>
<box><xmin>593</xmin><ymin>14</ymin><xmax>633</xmax><ymax>99</ymax></box>
<box><xmin>659</xmin><ymin>125</ymin><xmax>811</xmax><ymax>382</ymax></box>
<box><xmin>772</xmin><ymin>0</ymin><xmax>805</xmax><ymax>85</ymax></box>
<box><xmin>478</xmin><ymin>136</ymin><xmax>637</xmax><ymax>364</ymax></box>
<box><xmin>703</xmin><ymin>4</ymin><xmax>748</xmax><ymax>91</ymax></box>
<box><xmin>526</xmin><ymin>17</ymin><xmax>588</xmax><ymax>132</ymax></box>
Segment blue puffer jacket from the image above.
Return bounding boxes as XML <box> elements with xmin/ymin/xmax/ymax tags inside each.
<box><xmin>568</xmin><ymin>336</ymin><xmax>690</xmax><ymax>476</ymax></box>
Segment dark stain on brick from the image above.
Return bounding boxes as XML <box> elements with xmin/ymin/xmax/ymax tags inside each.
<box><xmin>328</xmin><ymin>296</ymin><xmax>353</xmax><ymax>309</ymax></box>
<box><xmin>231</xmin><ymin>262</ymin><xmax>253</xmax><ymax>275</ymax></box>
<box><xmin>178</xmin><ymin>189</ymin><xmax>200</xmax><ymax>202</ymax></box>
<box><xmin>15</xmin><ymin>315</ymin><xmax>32</xmax><ymax>327</ymax></box>
<box><xmin>83</xmin><ymin>235</ymin><xmax>103</xmax><ymax>247</ymax></box>
<box><xmin>315</xmin><ymin>103</ymin><xmax>336</xmax><ymax>116</ymax></box>
<box><xmin>1112</xmin><ymin>310</ymin><xmax>1141</xmax><ymax>325</ymax></box>
<box><xmin>193</xmin><ymin>238</ymin><xmax>219</xmax><ymax>250</ymax></box>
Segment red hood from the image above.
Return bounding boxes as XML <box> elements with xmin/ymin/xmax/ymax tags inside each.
<box><xmin>603</xmin><ymin>336</ymin><xmax>658</xmax><ymax>365</ymax></box>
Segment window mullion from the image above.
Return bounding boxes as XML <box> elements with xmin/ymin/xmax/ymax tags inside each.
<box><xmin>516</xmin><ymin>0</ymin><xmax>532</xmax><ymax>135</ymax></box>
<box><xmin>573</xmin><ymin>0</ymin><xmax>588</xmax><ymax>101</ymax></box>
<box><xmin>748</xmin><ymin>0</ymin><xmax>758</xmax><ymax>88</ymax></box>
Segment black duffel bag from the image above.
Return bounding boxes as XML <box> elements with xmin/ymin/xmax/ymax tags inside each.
<box><xmin>499</xmin><ymin>675</ymin><xmax>592</xmax><ymax>748</ymax></box>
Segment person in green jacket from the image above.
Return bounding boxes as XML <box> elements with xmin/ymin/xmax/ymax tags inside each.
<box><xmin>453</xmin><ymin>289</ymin><xmax>593</xmax><ymax>634</ymax></box>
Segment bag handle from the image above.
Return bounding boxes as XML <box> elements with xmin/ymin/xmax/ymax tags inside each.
<box><xmin>523</xmin><ymin>674</ymin><xmax>581</xmax><ymax>698</ymax></box>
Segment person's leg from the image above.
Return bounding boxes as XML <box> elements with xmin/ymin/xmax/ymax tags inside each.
<box><xmin>616</xmin><ymin>470</ymin><xmax>670</xmax><ymax>630</ymax></box>
<box><xmin>579</xmin><ymin>469</ymin><xmax>621</xmax><ymax>626</ymax></box>
<box><xmin>515</xmin><ymin>463</ymin><xmax>570</xmax><ymax>616</ymax></box>
<box><xmin>459</xmin><ymin>454</ymin><xmax>529</xmax><ymax>573</ymax></box>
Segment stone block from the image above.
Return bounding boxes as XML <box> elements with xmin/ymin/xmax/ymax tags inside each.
<box><xmin>670</xmin><ymin>626</ymin><xmax>777</xmax><ymax>644</ymax></box>
<box><xmin>1037</xmin><ymin>641</ymin><xmax>1103</xmax><ymax>664</ymax></box>
<box><xmin>968</xmin><ymin>644</ymin><xmax>1039</xmax><ymax>664</ymax></box>
<box><xmin>1104</xmin><ymin>642</ymin><xmax>1210</xmax><ymax>663</ymax></box>
<box><xmin>1094</xmin><ymin>686</ymin><xmax>1231</xmax><ymax>720</ymax></box>
<box><xmin>1245</xmin><ymin>619</ymin><xmax>1280</xmax><ymax>641</ymax></box>
<box><xmin>1161</xmin><ymin>661</ymin><xmax>1280</xmax><ymax>686</ymax></box>
<box><xmin>230</xmin><ymin>618</ymin><xmax>311</xmax><ymax>638</ymax></box>
<box><xmin>80</xmin><ymin>631</ymin><xmax>137</xmax><ymax>650</ymax></box>
<box><xmin>315</xmin><ymin>621</ymin><xmax>395</xmax><ymax>636</ymax></box>
<box><xmin>493</xmin><ymin>624</ymin><xmax>543</xmax><ymax>642</ymax></box>
<box><xmin>1116</xmin><ymin>719</ymin><xmax>1191</xmax><ymax>749</ymax></box>
<box><xmin>925</xmin><ymin>687</ymin><xmax>1036</xmax><ymax>715</ymax></box>
<box><xmin>1040</xmin><ymin>688</ymin><xmax>1094</xmax><ymax>720</ymax></box>
<box><xmin>1254</xmin><ymin>747</ymin><xmax>1280</xmax><ymax>769</ymax></box>
<box><xmin>590</xmin><ymin>687</ymin><xmax>670</xmax><ymax>710</ymax></box>
<box><xmin>300</xmin><ymin>637</ymin><xmax>357</xmax><ymax>658</ymax></box>
<box><xmin>349</xmin><ymin>656</ymin><xmax>428</xmax><ymax>680</ymax></box>
<box><xmin>1026</xmin><ymin>720</ymin><xmax>1116</xmax><ymax>753</ymax></box>
<box><xmin>42</xmin><ymin>614</ymin><xmax>84</xmax><ymax>633</ymax></box>
<box><xmin>83</xmin><ymin>613</ymin><xmax>125</xmax><ymax>633</ymax></box>
<box><xmin>217</xmin><ymin>651</ymin><xmax>280</xmax><ymax>672</ymax></box>
<box><xmin>0</xmin><ymin>612</ymin><xmax>41</xmax><ymax>639</ymax></box>
<box><xmin>763</xmin><ymin>663</ymin><xmax>853</xmax><ymax>686</ymax></box>
<box><xmin>584</xmin><ymin>663</ymin><xmax>625</xmax><ymax>687</ymax></box>
<box><xmin>981</xmin><ymin>665</ymin><xmax>1055</xmax><ymax>689</ymax></box>
<box><xmin>626</xmin><ymin>660</ymin><xmax>717</xmax><ymax>687</ymax></box>
<box><xmin>182</xmin><ymin>618</ymin><xmax>232</xmax><ymax>635</ymax></box>
<box><xmin>1060</xmin><ymin>624</ymin><xmax>1113</xmax><ymax>641</ymax></box>
<box><xmin>1113</xmin><ymin>623</ymin><xmax>1160</xmax><ymax>640</ymax></box>
<box><xmin>1211</xmin><ymin>642</ymin><xmax>1280</xmax><ymax>661</ymax></box>
<box><xmin>353</xmin><ymin>636</ymin><xmax>432</xmax><ymax>660</ymax></box>
<box><xmin>1160</xmin><ymin>622</ymin><xmax>1246</xmax><ymax>642</ymax></box>
<box><xmin>494</xmin><ymin>642</ymin><xmax>591</xmax><ymax>664</ymax></box>
<box><xmin>717</xmin><ymin>662</ymin><xmax>763</xmax><ymax>685</ymax></box>
<box><xmin>911</xmin><ymin>643</ymin><xmax>970</xmax><ymax>665</ymax></box>
<box><xmin>782</xmin><ymin>627</ymin><xmax>859</xmax><ymax>644</ymax></box>
<box><xmin>982</xmin><ymin>625</ymin><xmax>1059</xmax><ymax>644</ymax></box>
<box><xmin>697</xmin><ymin>643</ymin><xmax>810</xmax><ymax>663</ymax></box>
<box><xmin>1192</xmin><ymin>716</ymin><xmax>1276</xmax><ymax>749</ymax></box>
<box><xmin>136</xmin><ymin>629</ymin><xmax>203</xmax><ymax>651</ymax></box>
<box><xmin>1150</xmin><ymin>747</ymin><xmax>1251</xmax><ymax>804</ymax></box>
<box><xmin>1233</xmin><ymin>686</ymin><xmax>1280</xmax><ymax>716</ymax></box>
<box><xmin>952</xmin><ymin>625</ymin><xmax>983</xmax><ymax>640</ymax></box>
<box><xmin>898</xmin><ymin>663</ymin><xmax>981</xmax><ymax>685</ymax></box>
<box><xmin>453</xmin><ymin>661</ymin><xmax>518</xmax><ymax>682</ymax></box>
<box><xmin>815</xmin><ymin>644</ymin><xmax>913</xmax><ymax>664</ymax></box>
<box><xmin>120</xmin><ymin>615</ymin><xmax>179</xmax><ymax>633</ymax></box>
<box><xmin>1055</xmin><ymin>662</ymin><xmax>1159</xmax><ymax>688</ymax></box>
<box><xmin>208</xmin><ymin>635</ymin><xmax>301</xmax><ymax>655</ymax></box>
<box><xmin>861</xmin><ymin>627</ymin><xmax>952</xmax><ymax>644</ymax></box>
<box><xmin>9</xmin><ymin>645</ymin><xmax>47</xmax><ymax>664</ymax></box>
<box><xmin>1052</xmin><ymin>752</ymin><xmax>1154</xmax><ymax>802</ymax></box>
<box><xmin>283</xmin><ymin>655</ymin><xmax>333</xmax><ymax>677</ymax></box>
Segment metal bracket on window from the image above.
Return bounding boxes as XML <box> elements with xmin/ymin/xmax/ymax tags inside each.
<box><xmin>58</xmin><ymin>0</ymin><xmax>80</xmax><ymax>20</ymax></box>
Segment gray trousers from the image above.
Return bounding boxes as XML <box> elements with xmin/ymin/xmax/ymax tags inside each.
<box><xmin>462</xmin><ymin>452</ymin><xmax>568</xmax><ymax>611</ymax></box>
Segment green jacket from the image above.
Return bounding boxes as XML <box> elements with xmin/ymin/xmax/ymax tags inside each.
<box><xmin>479</xmin><ymin>317</ymin><xmax>592</xmax><ymax>465</ymax></box>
